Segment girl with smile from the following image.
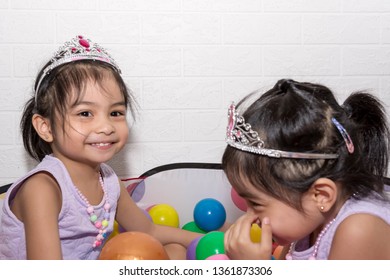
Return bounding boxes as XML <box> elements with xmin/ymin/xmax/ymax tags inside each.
<box><xmin>0</xmin><ymin>35</ymin><xmax>201</xmax><ymax>260</ymax></box>
<box><xmin>50</xmin><ymin>76</ymin><xmax>129</xmax><ymax>168</ymax></box>
<box><xmin>222</xmin><ymin>79</ymin><xmax>390</xmax><ymax>260</ymax></box>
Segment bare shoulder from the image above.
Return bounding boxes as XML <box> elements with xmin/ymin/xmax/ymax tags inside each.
<box><xmin>11</xmin><ymin>172</ymin><xmax>62</xmax><ymax>222</ymax></box>
<box><xmin>329</xmin><ymin>213</ymin><xmax>390</xmax><ymax>259</ymax></box>
<box><xmin>12</xmin><ymin>172</ymin><xmax>63</xmax><ymax>259</ymax></box>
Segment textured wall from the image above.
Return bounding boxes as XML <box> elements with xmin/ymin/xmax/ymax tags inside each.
<box><xmin>1</xmin><ymin>0</ymin><xmax>390</xmax><ymax>184</ymax></box>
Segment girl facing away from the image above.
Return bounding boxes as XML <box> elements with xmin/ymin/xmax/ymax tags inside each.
<box><xmin>0</xmin><ymin>35</ymin><xmax>201</xmax><ymax>260</ymax></box>
<box><xmin>222</xmin><ymin>79</ymin><xmax>390</xmax><ymax>260</ymax></box>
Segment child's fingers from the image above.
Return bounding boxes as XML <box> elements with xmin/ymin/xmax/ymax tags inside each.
<box><xmin>233</xmin><ymin>214</ymin><xmax>258</xmax><ymax>237</ymax></box>
<box><xmin>225</xmin><ymin>213</ymin><xmax>259</xmax><ymax>247</ymax></box>
<box><xmin>225</xmin><ymin>214</ymin><xmax>273</xmax><ymax>260</ymax></box>
<box><xmin>223</xmin><ymin>223</ymin><xmax>236</xmax><ymax>251</ymax></box>
<box><xmin>259</xmin><ymin>217</ymin><xmax>273</xmax><ymax>254</ymax></box>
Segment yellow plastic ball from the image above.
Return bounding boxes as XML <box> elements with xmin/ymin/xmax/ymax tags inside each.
<box><xmin>250</xmin><ymin>223</ymin><xmax>262</xmax><ymax>243</ymax></box>
<box><xmin>148</xmin><ymin>204</ymin><xmax>180</xmax><ymax>228</ymax></box>
<box><xmin>107</xmin><ymin>220</ymin><xmax>120</xmax><ymax>241</ymax></box>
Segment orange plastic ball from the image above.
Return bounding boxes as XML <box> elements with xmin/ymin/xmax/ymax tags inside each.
<box><xmin>273</xmin><ymin>245</ymin><xmax>284</xmax><ymax>259</ymax></box>
<box><xmin>98</xmin><ymin>231</ymin><xmax>170</xmax><ymax>260</ymax></box>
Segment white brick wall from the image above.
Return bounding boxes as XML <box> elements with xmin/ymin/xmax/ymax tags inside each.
<box><xmin>1</xmin><ymin>0</ymin><xmax>390</xmax><ymax>184</ymax></box>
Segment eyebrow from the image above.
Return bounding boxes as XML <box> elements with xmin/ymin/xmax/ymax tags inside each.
<box><xmin>236</xmin><ymin>187</ymin><xmax>267</xmax><ymax>202</ymax></box>
<box><xmin>72</xmin><ymin>100</ymin><xmax>127</xmax><ymax>107</ymax></box>
<box><xmin>236</xmin><ymin>188</ymin><xmax>253</xmax><ymax>199</ymax></box>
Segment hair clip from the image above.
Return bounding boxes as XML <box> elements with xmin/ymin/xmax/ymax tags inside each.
<box><xmin>226</xmin><ymin>102</ymin><xmax>339</xmax><ymax>159</ymax></box>
<box><xmin>35</xmin><ymin>35</ymin><xmax>121</xmax><ymax>96</ymax></box>
<box><xmin>331</xmin><ymin>118</ymin><xmax>354</xmax><ymax>154</ymax></box>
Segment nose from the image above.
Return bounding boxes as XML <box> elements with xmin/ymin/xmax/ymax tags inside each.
<box><xmin>96</xmin><ymin>116</ymin><xmax>115</xmax><ymax>135</ymax></box>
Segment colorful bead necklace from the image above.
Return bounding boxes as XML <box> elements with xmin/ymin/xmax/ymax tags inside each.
<box><xmin>74</xmin><ymin>173</ymin><xmax>111</xmax><ymax>248</ymax></box>
<box><xmin>285</xmin><ymin>218</ymin><xmax>336</xmax><ymax>260</ymax></box>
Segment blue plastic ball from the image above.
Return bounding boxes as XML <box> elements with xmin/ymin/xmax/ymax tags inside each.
<box><xmin>193</xmin><ymin>198</ymin><xmax>226</xmax><ymax>232</ymax></box>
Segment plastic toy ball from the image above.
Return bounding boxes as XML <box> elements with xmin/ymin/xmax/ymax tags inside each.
<box><xmin>148</xmin><ymin>204</ymin><xmax>180</xmax><ymax>228</ymax></box>
<box><xmin>250</xmin><ymin>223</ymin><xmax>262</xmax><ymax>243</ymax></box>
<box><xmin>230</xmin><ymin>187</ymin><xmax>247</xmax><ymax>212</ymax></box>
<box><xmin>272</xmin><ymin>241</ymin><xmax>279</xmax><ymax>252</ymax></box>
<box><xmin>193</xmin><ymin>198</ymin><xmax>226</xmax><ymax>232</ymax></box>
<box><xmin>205</xmin><ymin>254</ymin><xmax>230</xmax><ymax>260</ymax></box>
<box><xmin>99</xmin><ymin>231</ymin><xmax>169</xmax><ymax>260</ymax></box>
<box><xmin>273</xmin><ymin>245</ymin><xmax>284</xmax><ymax>259</ymax></box>
<box><xmin>107</xmin><ymin>221</ymin><xmax>120</xmax><ymax>241</ymax></box>
<box><xmin>196</xmin><ymin>231</ymin><xmax>225</xmax><ymax>260</ymax></box>
<box><xmin>186</xmin><ymin>236</ymin><xmax>203</xmax><ymax>260</ymax></box>
<box><xmin>182</xmin><ymin>221</ymin><xmax>206</xmax><ymax>234</ymax></box>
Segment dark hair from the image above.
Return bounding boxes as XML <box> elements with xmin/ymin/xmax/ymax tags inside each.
<box><xmin>21</xmin><ymin>60</ymin><xmax>136</xmax><ymax>161</ymax></box>
<box><xmin>222</xmin><ymin>79</ymin><xmax>389</xmax><ymax>211</ymax></box>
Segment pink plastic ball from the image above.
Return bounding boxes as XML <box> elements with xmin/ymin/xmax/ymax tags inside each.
<box><xmin>230</xmin><ymin>187</ymin><xmax>247</xmax><ymax>212</ymax></box>
<box><xmin>205</xmin><ymin>254</ymin><xmax>230</xmax><ymax>260</ymax></box>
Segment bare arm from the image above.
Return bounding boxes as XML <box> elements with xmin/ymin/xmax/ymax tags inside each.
<box><xmin>11</xmin><ymin>173</ymin><xmax>63</xmax><ymax>259</ymax></box>
<box><xmin>329</xmin><ymin>213</ymin><xmax>390</xmax><ymax>259</ymax></box>
<box><xmin>115</xmin><ymin>181</ymin><xmax>202</xmax><ymax>248</ymax></box>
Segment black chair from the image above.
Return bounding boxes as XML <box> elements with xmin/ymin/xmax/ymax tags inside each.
<box><xmin>0</xmin><ymin>183</ymin><xmax>11</xmax><ymax>195</ymax></box>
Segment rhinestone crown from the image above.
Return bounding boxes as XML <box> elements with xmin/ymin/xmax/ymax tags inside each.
<box><xmin>226</xmin><ymin>102</ymin><xmax>339</xmax><ymax>159</ymax></box>
<box><xmin>35</xmin><ymin>35</ymin><xmax>121</xmax><ymax>95</ymax></box>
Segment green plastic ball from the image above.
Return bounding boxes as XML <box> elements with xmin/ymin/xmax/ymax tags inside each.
<box><xmin>182</xmin><ymin>221</ymin><xmax>207</xmax><ymax>234</ymax></box>
<box><xmin>196</xmin><ymin>231</ymin><xmax>225</xmax><ymax>260</ymax></box>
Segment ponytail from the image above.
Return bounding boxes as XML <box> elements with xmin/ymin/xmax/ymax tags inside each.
<box><xmin>343</xmin><ymin>92</ymin><xmax>389</xmax><ymax>177</ymax></box>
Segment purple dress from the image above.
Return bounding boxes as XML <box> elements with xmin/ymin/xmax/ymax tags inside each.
<box><xmin>288</xmin><ymin>188</ymin><xmax>390</xmax><ymax>260</ymax></box>
<box><xmin>0</xmin><ymin>155</ymin><xmax>121</xmax><ymax>259</ymax></box>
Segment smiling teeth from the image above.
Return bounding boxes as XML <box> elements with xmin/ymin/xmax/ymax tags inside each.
<box><xmin>93</xmin><ymin>143</ymin><xmax>110</xmax><ymax>147</ymax></box>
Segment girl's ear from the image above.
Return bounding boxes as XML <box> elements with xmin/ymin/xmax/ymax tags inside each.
<box><xmin>32</xmin><ymin>114</ymin><xmax>53</xmax><ymax>142</ymax></box>
<box><xmin>310</xmin><ymin>178</ymin><xmax>338</xmax><ymax>213</ymax></box>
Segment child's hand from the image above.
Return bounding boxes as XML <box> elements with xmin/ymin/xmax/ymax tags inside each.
<box><xmin>224</xmin><ymin>214</ymin><xmax>273</xmax><ymax>260</ymax></box>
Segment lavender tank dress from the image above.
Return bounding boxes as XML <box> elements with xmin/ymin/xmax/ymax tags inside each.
<box><xmin>287</xmin><ymin>187</ymin><xmax>390</xmax><ymax>260</ymax></box>
<box><xmin>0</xmin><ymin>155</ymin><xmax>121</xmax><ymax>259</ymax></box>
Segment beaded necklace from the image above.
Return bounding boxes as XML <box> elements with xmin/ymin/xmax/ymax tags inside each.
<box><xmin>285</xmin><ymin>218</ymin><xmax>336</xmax><ymax>260</ymax></box>
<box><xmin>74</xmin><ymin>173</ymin><xmax>111</xmax><ymax>248</ymax></box>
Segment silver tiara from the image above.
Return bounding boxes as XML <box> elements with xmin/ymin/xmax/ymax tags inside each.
<box><xmin>35</xmin><ymin>35</ymin><xmax>121</xmax><ymax>95</ymax></box>
<box><xmin>225</xmin><ymin>102</ymin><xmax>339</xmax><ymax>159</ymax></box>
